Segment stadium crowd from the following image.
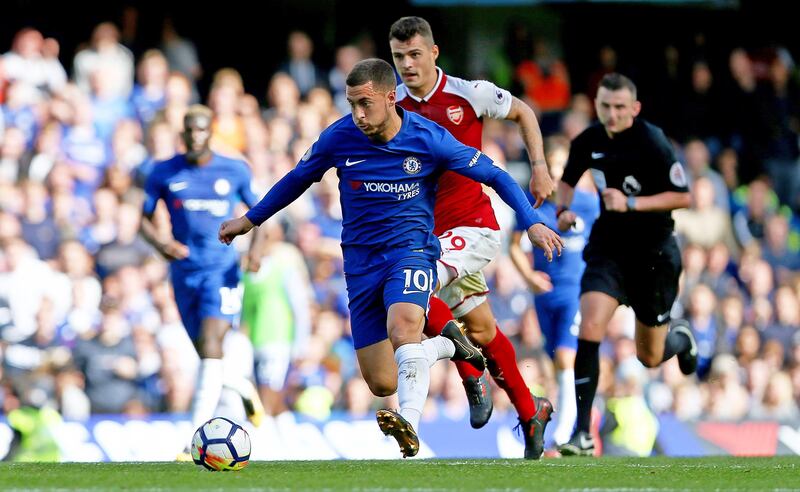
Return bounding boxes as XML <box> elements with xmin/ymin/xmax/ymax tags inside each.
<box><xmin>1</xmin><ymin>16</ymin><xmax>799</xmax><ymax>457</ymax></box>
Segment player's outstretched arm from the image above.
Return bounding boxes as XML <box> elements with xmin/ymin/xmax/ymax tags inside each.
<box><xmin>139</xmin><ymin>212</ymin><xmax>189</xmax><ymax>261</ymax></box>
<box><xmin>508</xmin><ymin>230</ymin><xmax>554</xmax><ymax>293</ymax></box>
<box><xmin>448</xmin><ymin>148</ymin><xmax>563</xmax><ymax>261</ymax></box>
<box><xmin>505</xmin><ymin>96</ymin><xmax>553</xmax><ymax>206</ymax></box>
<box><xmin>219</xmin><ymin>215</ymin><xmax>255</xmax><ymax>245</ymax></box>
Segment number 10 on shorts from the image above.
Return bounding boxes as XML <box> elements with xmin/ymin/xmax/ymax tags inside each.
<box><xmin>402</xmin><ymin>268</ymin><xmax>434</xmax><ymax>295</ymax></box>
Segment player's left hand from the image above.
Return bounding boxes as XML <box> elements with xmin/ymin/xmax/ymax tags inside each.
<box><xmin>246</xmin><ymin>251</ymin><xmax>262</xmax><ymax>272</ymax></box>
<box><xmin>529</xmin><ymin>161</ymin><xmax>555</xmax><ymax>208</ymax></box>
<box><xmin>601</xmin><ymin>188</ymin><xmax>627</xmax><ymax>212</ymax></box>
<box><xmin>219</xmin><ymin>216</ymin><xmax>255</xmax><ymax>245</ymax></box>
<box><xmin>527</xmin><ymin>223</ymin><xmax>564</xmax><ymax>262</ymax></box>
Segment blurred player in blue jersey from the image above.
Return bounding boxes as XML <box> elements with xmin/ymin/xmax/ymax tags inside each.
<box><xmin>140</xmin><ymin>105</ymin><xmax>265</xmax><ymax>459</ymax></box>
<box><xmin>509</xmin><ymin>143</ymin><xmax>599</xmax><ymax>450</ymax></box>
<box><xmin>219</xmin><ymin>59</ymin><xmax>563</xmax><ymax>458</ymax></box>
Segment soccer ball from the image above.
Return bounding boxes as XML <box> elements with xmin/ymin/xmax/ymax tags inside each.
<box><xmin>191</xmin><ymin>417</ymin><xmax>251</xmax><ymax>471</ymax></box>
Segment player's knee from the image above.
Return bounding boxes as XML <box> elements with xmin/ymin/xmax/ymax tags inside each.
<box><xmin>387</xmin><ymin>313</ymin><xmax>424</xmax><ymax>346</ymax></box>
<box><xmin>365</xmin><ymin>377</ymin><xmax>397</xmax><ymax>397</ymax></box>
<box><xmin>637</xmin><ymin>351</ymin><xmax>661</xmax><ymax>368</ymax></box>
<box><xmin>579</xmin><ymin>318</ymin><xmax>606</xmax><ymax>340</ymax></box>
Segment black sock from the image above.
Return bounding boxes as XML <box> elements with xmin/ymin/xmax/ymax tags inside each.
<box><xmin>661</xmin><ymin>328</ymin><xmax>691</xmax><ymax>362</ymax></box>
<box><xmin>574</xmin><ymin>339</ymin><xmax>600</xmax><ymax>434</ymax></box>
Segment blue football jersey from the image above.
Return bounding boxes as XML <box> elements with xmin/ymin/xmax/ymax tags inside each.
<box><xmin>516</xmin><ymin>188</ymin><xmax>599</xmax><ymax>289</ymax></box>
<box><xmin>143</xmin><ymin>153</ymin><xmax>258</xmax><ymax>269</ymax></box>
<box><xmin>247</xmin><ymin>109</ymin><xmax>541</xmax><ymax>275</ymax></box>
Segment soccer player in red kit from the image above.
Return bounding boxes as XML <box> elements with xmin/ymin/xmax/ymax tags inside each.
<box><xmin>389</xmin><ymin>16</ymin><xmax>556</xmax><ymax>459</ymax></box>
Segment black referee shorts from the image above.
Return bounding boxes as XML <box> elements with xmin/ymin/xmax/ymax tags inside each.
<box><xmin>580</xmin><ymin>237</ymin><xmax>682</xmax><ymax>327</ymax></box>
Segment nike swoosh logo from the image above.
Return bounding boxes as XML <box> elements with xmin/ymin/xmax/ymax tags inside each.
<box><xmin>591</xmin><ymin>152</ymin><xmax>605</xmax><ymax>159</ymax></box>
<box><xmin>452</xmin><ymin>338</ymin><xmax>478</xmax><ymax>357</ymax></box>
<box><xmin>402</xmin><ymin>288</ymin><xmax>425</xmax><ymax>295</ymax></box>
<box><xmin>169</xmin><ymin>182</ymin><xmax>188</xmax><ymax>191</ymax></box>
<box><xmin>345</xmin><ymin>158</ymin><xmax>366</xmax><ymax>167</ymax></box>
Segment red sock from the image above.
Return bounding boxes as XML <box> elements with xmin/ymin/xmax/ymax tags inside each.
<box><xmin>425</xmin><ymin>297</ymin><xmax>483</xmax><ymax>379</ymax></box>
<box><xmin>484</xmin><ymin>327</ymin><xmax>536</xmax><ymax>421</ymax></box>
<box><xmin>425</xmin><ymin>296</ymin><xmax>454</xmax><ymax>337</ymax></box>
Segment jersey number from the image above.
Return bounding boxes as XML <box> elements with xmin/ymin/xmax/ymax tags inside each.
<box><xmin>440</xmin><ymin>230</ymin><xmax>466</xmax><ymax>251</ymax></box>
<box><xmin>402</xmin><ymin>269</ymin><xmax>434</xmax><ymax>294</ymax></box>
<box><xmin>219</xmin><ymin>286</ymin><xmax>242</xmax><ymax>315</ymax></box>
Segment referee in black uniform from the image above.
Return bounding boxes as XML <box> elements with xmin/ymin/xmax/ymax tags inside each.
<box><xmin>556</xmin><ymin>73</ymin><xmax>698</xmax><ymax>456</ymax></box>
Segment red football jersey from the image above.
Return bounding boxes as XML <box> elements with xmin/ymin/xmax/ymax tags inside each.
<box><xmin>397</xmin><ymin>69</ymin><xmax>513</xmax><ymax>235</ymax></box>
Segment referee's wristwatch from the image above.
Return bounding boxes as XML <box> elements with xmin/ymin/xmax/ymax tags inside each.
<box><xmin>626</xmin><ymin>195</ymin><xmax>637</xmax><ymax>212</ymax></box>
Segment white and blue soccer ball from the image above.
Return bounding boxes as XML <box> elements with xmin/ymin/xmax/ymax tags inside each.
<box><xmin>191</xmin><ymin>417</ymin><xmax>251</xmax><ymax>471</ymax></box>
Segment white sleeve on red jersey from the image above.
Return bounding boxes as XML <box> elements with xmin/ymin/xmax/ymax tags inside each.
<box><xmin>396</xmin><ymin>84</ymin><xmax>410</xmax><ymax>103</ymax></box>
<box><xmin>442</xmin><ymin>75</ymin><xmax>513</xmax><ymax>120</ymax></box>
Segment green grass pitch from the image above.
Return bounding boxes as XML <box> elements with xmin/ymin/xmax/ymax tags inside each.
<box><xmin>1</xmin><ymin>457</ymin><xmax>797</xmax><ymax>491</ymax></box>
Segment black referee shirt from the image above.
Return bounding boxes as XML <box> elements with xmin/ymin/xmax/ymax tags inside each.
<box><xmin>562</xmin><ymin>118</ymin><xmax>689</xmax><ymax>251</ymax></box>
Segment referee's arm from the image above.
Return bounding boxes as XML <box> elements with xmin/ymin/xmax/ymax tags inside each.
<box><xmin>627</xmin><ymin>190</ymin><xmax>690</xmax><ymax>212</ymax></box>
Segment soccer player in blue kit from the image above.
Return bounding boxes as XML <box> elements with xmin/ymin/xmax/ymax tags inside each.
<box><xmin>140</xmin><ymin>105</ymin><xmax>265</xmax><ymax>459</ymax></box>
<box><xmin>509</xmin><ymin>154</ymin><xmax>599</xmax><ymax>450</ymax></box>
<box><xmin>219</xmin><ymin>59</ymin><xmax>564</xmax><ymax>458</ymax></box>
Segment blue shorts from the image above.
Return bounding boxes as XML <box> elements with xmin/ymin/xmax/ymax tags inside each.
<box><xmin>346</xmin><ymin>256</ymin><xmax>437</xmax><ymax>350</ymax></box>
<box><xmin>171</xmin><ymin>261</ymin><xmax>241</xmax><ymax>340</ymax></box>
<box><xmin>534</xmin><ymin>290</ymin><xmax>580</xmax><ymax>358</ymax></box>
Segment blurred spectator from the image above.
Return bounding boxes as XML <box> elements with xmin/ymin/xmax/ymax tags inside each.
<box><xmin>160</xmin><ymin>18</ymin><xmax>202</xmax><ymax>103</ymax></box>
<box><xmin>71</xmin><ymin>300</ymin><xmax>141</xmax><ymax>414</ymax></box>
<box><xmin>682</xmin><ymin>139</ymin><xmax>729</xmax><ymax>212</ymax></box>
<box><xmin>732</xmin><ymin>178</ymin><xmax>778</xmax><ymax>248</ymax></box>
<box><xmin>73</xmin><ymin>22</ymin><xmax>135</xmax><ymax>99</ymax></box>
<box><xmin>755</xmin><ymin>48</ymin><xmax>800</xmax><ymax>212</ymax></box>
<box><xmin>749</xmin><ymin>371</ymin><xmax>800</xmax><ymax>420</ymax></box>
<box><xmin>587</xmin><ymin>45</ymin><xmax>617</xmax><ymax>99</ymax></box>
<box><xmin>131</xmin><ymin>50</ymin><xmax>168</xmax><ymax>126</ymax></box>
<box><xmin>1</xmin><ymin>28</ymin><xmax>66</xmax><ymax>97</ymax></box>
<box><xmin>515</xmin><ymin>40</ymin><xmax>570</xmax><ymax>137</ymax></box>
<box><xmin>94</xmin><ymin>202</ymin><xmax>153</xmax><ymax>279</ymax></box>
<box><xmin>705</xmin><ymin>354</ymin><xmax>750</xmax><ymax>420</ymax></box>
<box><xmin>278</xmin><ymin>31</ymin><xmax>326</xmax><ymax>98</ymax></box>
<box><xmin>762</xmin><ymin>286</ymin><xmax>800</xmax><ymax>364</ymax></box>
<box><xmin>60</xmin><ymin>90</ymin><xmax>110</xmax><ymax>208</ymax></box>
<box><xmin>723</xmin><ymin>49</ymin><xmax>762</xmax><ymax>183</ymax></box>
<box><xmin>264</xmin><ymin>72</ymin><xmax>301</xmax><ymax>123</ymax></box>
<box><xmin>674</xmin><ymin>177</ymin><xmax>738</xmax><ymax>254</ymax></box>
<box><xmin>677</xmin><ymin>60</ymin><xmax>723</xmax><ymax>150</ymax></box>
<box><xmin>329</xmin><ymin>45</ymin><xmax>362</xmax><ymax>116</ymax></box>
<box><xmin>242</xmin><ymin>221</ymin><xmax>312</xmax><ymax>415</ymax></box>
<box><xmin>761</xmin><ymin>214</ymin><xmax>800</xmax><ymax>282</ymax></box>
<box><xmin>208</xmin><ymin>69</ymin><xmax>246</xmax><ymax>154</ymax></box>
<box><xmin>686</xmin><ymin>284</ymin><xmax>719</xmax><ymax>379</ymax></box>
<box><xmin>0</xmin><ymin>127</ymin><xmax>31</xmax><ymax>184</ymax></box>
<box><xmin>19</xmin><ymin>180</ymin><xmax>60</xmax><ymax>260</ymax></box>
<box><xmin>600</xmin><ymin>358</ymin><xmax>658</xmax><ymax>456</ymax></box>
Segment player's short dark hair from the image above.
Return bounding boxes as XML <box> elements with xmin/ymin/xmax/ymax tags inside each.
<box><xmin>389</xmin><ymin>16</ymin><xmax>434</xmax><ymax>45</ymax></box>
<box><xmin>185</xmin><ymin>104</ymin><xmax>213</xmax><ymax>124</ymax></box>
<box><xmin>599</xmin><ymin>73</ymin><xmax>637</xmax><ymax>99</ymax></box>
<box><xmin>345</xmin><ymin>58</ymin><xmax>397</xmax><ymax>92</ymax></box>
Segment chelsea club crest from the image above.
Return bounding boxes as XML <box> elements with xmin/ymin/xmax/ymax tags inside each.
<box><xmin>403</xmin><ymin>156</ymin><xmax>421</xmax><ymax>175</ymax></box>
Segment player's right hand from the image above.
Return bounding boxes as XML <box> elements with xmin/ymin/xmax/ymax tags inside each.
<box><xmin>527</xmin><ymin>223</ymin><xmax>564</xmax><ymax>262</ymax></box>
<box><xmin>557</xmin><ymin>210</ymin><xmax>577</xmax><ymax>232</ymax></box>
<box><xmin>160</xmin><ymin>240</ymin><xmax>190</xmax><ymax>261</ymax></box>
<box><xmin>219</xmin><ymin>216</ymin><xmax>255</xmax><ymax>245</ymax></box>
